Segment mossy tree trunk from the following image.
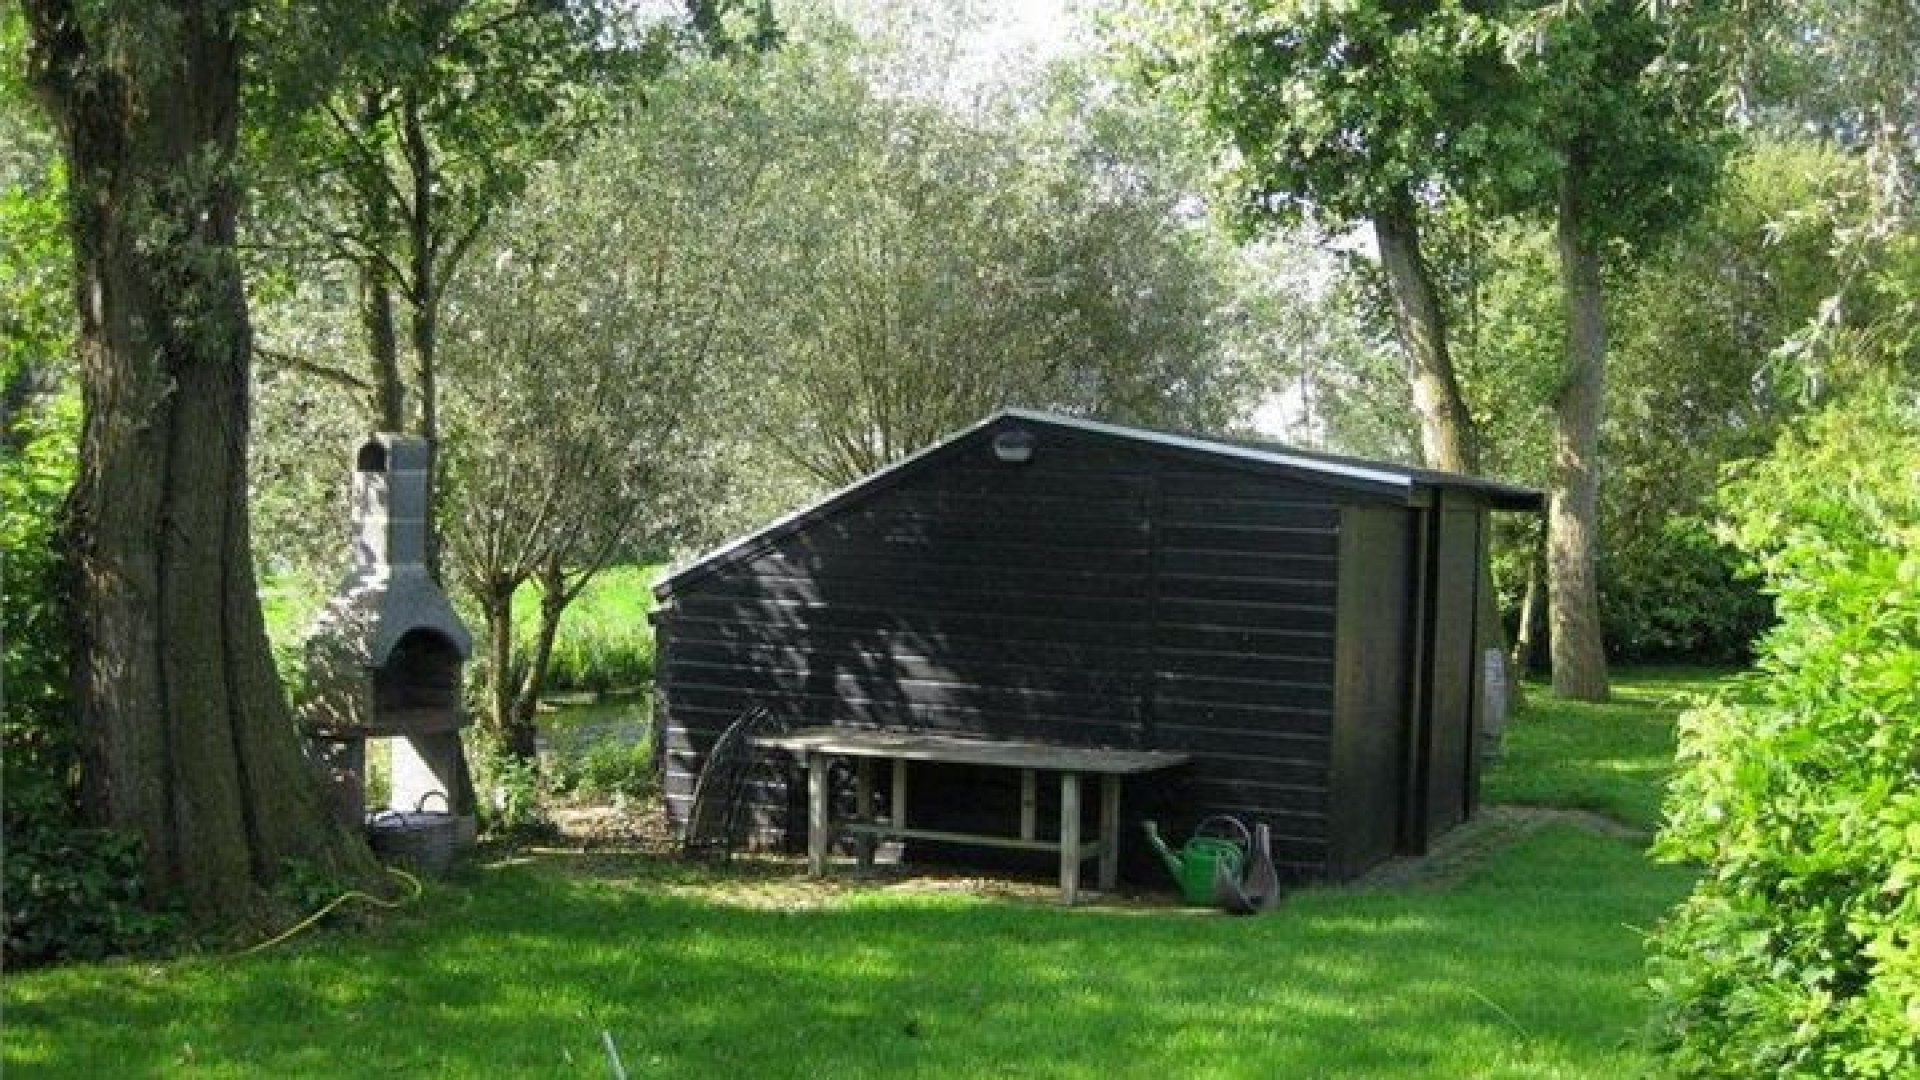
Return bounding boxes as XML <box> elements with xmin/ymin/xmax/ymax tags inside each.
<box><xmin>24</xmin><ymin>0</ymin><xmax>377</xmax><ymax>920</ymax></box>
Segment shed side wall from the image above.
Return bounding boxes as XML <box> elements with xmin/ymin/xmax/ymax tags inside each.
<box><xmin>1419</xmin><ymin>495</ymin><xmax>1487</xmax><ymax>842</ymax></box>
<box><xmin>1326</xmin><ymin>505</ymin><xmax>1415</xmax><ymax>880</ymax></box>
<box><xmin>1145</xmin><ymin>462</ymin><xmax>1347</xmax><ymax>879</ymax></box>
<box><xmin>658</xmin><ymin>426</ymin><xmax>1155</xmax><ymax>847</ymax></box>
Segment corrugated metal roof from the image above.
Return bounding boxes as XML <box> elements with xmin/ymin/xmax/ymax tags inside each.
<box><xmin>655</xmin><ymin>409</ymin><xmax>1542</xmax><ymax>596</ymax></box>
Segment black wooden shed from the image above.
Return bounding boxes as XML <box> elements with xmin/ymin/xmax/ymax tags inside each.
<box><xmin>652</xmin><ymin>410</ymin><xmax>1541</xmax><ymax>883</ymax></box>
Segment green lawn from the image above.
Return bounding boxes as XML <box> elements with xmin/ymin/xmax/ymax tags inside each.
<box><xmin>1483</xmin><ymin>667</ymin><xmax>1744</xmax><ymax>831</ymax></box>
<box><xmin>3</xmin><ymin>668</ymin><xmax>1738</xmax><ymax>1078</ymax></box>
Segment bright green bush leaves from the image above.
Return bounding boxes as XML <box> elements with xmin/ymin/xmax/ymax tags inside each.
<box><xmin>1653</xmin><ymin>387</ymin><xmax>1920</xmax><ymax>1076</ymax></box>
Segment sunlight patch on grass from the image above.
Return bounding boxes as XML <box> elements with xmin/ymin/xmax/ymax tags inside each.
<box><xmin>1485</xmin><ymin>666</ymin><xmax>1742</xmax><ymax>830</ymax></box>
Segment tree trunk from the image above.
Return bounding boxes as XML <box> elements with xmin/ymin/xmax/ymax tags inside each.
<box><xmin>25</xmin><ymin>0</ymin><xmax>376</xmax><ymax>919</ymax></box>
<box><xmin>358</xmin><ymin>93</ymin><xmax>405</xmax><ymax>431</ymax></box>
<box><xmin>359</xmin><ymin>260</ymin><xmax>404</xmax><ymax>429</ymax></box>
<box><xmin>506</xmin><ymin>561</ymin><xmax>571</xmax><ymax>762</ymax></box>
<box><xmin>400</xmin><ymin>92</ymin><xmax>445</xmax><ymax>584</ymax></box>
<box><xmin>1549</xmin><ymin>152</ymin><xmax>1612</xmax><ymax>702</ymax></box>
<box><xmin>1372</xmin><ymin>186</ymin><xmax>1521</xmax><ymax>732</ymax></box>
<box><xmin>1372</xmin><ymin>184</ymin><xmax>1479</xmax><ymax>475</ymax></box>
<box><xmin>480</xmin><ymin>582</ymin><xmax>517</xmax><ymax>750</ymax></box>
<box><xmin>1511</xmin><ymin>524</ymin><xmax>1546</xmax><ymax>674</ymax></box>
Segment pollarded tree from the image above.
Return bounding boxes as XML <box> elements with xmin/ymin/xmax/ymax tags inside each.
<box><xmin>245</xmin><ymin>1</ymin><xmax>748</xmax><ymax>579</ymax></box>
<box><xmin>728</xmin><ymin>24</ymin><xmax>1255</xmax><ymax>487</ymax></box>
<box><xmin>19</xmin><ymin>0</ymin><xmax>376</xmax><ymax>919</ymax></box>
<box><xmin>438</xmin><ymin>71</ymin><xmax>768</xmax><ymax>759</ymax></box>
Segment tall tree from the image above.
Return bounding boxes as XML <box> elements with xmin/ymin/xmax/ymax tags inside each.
<box><xmin>1112</xmin><ymin>0</ymin><xmax>1528</xmax><ymax>474</ymax></box>
<box><xmin>1</xmin><ymin>8</ymin><xmax>66</xmax><ymax>433</ymax></box>
<box><xmin>1112</xmin><ymin>0</ymin><xmax>1538</xmax><ymax>721</ymax></box>
<box><xmin>439</xmin><ymin>73</ymin><xmax>765</xmax><ymax>758</ymax></box>
<box><xmin>1496</xmin><ymin>1</ymin><xmax>1729</xmax><ymax>699</ymax></box>
<box><xmin>19</xmin><ymin>0</ymin><xmax>375</xmax><ymax>918</ymax></box>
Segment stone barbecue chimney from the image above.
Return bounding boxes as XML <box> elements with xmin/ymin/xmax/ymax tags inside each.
<box><xmin>299</xmin><ymin>434</ymin><xmax>476</xmax><ymax>840</ymax></box>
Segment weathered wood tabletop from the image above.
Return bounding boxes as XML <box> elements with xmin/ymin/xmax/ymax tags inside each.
<box><xmin>755</xmin><ymin>727</ymin><xmax>1189</xmax><ymax>774</ymax></box>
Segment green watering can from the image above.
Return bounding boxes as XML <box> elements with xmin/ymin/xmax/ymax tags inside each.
<box><xmin>1143</xmin><ymin>816</ymin><xmax>1250</xmax><ymax>906</ymax></box>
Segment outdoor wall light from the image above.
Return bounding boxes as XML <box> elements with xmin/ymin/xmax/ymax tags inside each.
<box><xmin>992</xmin><ymin>428</ymin><xmax>1036</xmax><ymax>464</ymax></box>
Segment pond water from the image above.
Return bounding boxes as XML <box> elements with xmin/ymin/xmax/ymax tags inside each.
<box><xmin>536</xmin><ymin>693</ymin><xmax>652</xmax><ymax>763</ymax></box>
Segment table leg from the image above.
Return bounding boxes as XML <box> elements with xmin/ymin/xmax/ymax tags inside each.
<box><xmin>1059</xmin><ymin>772</ymin><xmax>1081</xmax><ymax>905</ymax></box>
<box><xmin>891</xmin><ymin>759</ymin><xmax>908</xmax><ymax>829</ymax></box>
<box><xmin>807</xmin><ymin>751</ymin><xmax>829</xmax><ymax>877</ymax></box>
<box><xmin>1019</xmin><ymin>768</ymin><xmax>1037</xmax><ymax>841</ymax></box>
<box><xmin>855</xmin><ymin>758</ymin><xmax>876</xmax><ymax>871</ymax></box>
<box><xmin>1099</xmin><ymin>774</ymin><xmax>1121</xmax><ymax>892</ymax></box>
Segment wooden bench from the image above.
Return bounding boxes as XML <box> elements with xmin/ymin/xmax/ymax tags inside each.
<box><xmin>753</xmin><ymin>728</ymin><xmax>1189</xmax><ymax>904</ymax></box>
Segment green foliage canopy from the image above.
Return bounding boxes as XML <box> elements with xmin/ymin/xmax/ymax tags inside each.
<box><xmin>1115</xmin><ymin>0</ymin><xmax>1527</xmax><ymax>233</ymax></box>
<box><xmin>708</xmin><ymin>20</ymin><xmax>1260</xmax><ymax>486</ymax></box>
<box><xmin>1494</xmin><ymin>1</ymin><xmax>1729</xmax><ymax>248</ymax></box>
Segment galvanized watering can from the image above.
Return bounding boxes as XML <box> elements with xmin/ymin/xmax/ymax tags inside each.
<box><xmin>1143</xmin><ymin>816</ymin><xmax>1249</xmax><ymax>906</ymax></box>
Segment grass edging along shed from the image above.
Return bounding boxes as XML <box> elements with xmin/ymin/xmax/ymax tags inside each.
<box><xmin>651</xmin><ymin>410</ymin><xmax>1543</xmax><ymax>884</ymax></box>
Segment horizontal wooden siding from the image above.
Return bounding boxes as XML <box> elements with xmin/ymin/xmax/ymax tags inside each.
<box><xmin>657</xmin><ymin>423</ymin><xmax>1352</xmax><ymax>881</ymax></box>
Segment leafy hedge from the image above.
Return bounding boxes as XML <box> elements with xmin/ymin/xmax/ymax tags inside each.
<box><xmin>1651</xmin><ymin>388</ymin><xmax>1920</xmax><ymax>1076</ymax></box>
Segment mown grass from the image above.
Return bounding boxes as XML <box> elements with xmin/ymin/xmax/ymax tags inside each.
<box><xmin>1483</xmin><ymin>666</ymin><xmax>1742</xmax><ymax>831</ymax></box>
<box><xmin>5</xmin><ymin>829</ymin><xmax>1690</xmax><ymax>1079</ymax></box>
<box><xmin>4</xmin><ymin>668</ymin><xmax>1738</xmax><ymax>1078</ymax></box>
<box><xmin>528</xmin><ymin>564</ymin><xmax>661</xmax><ymax>693</ymax></box>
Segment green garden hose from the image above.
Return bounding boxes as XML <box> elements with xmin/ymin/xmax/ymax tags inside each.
<box><xmin>238</xmin><ymin>866</ymin><xmax>423</xmax><ymax>957</ymax></box>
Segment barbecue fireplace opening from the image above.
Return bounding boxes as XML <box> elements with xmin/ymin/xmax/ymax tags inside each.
<box><xmin>374</xmin><ymin>629</ymin><xmax>464</xmax><ymax>731</ymax></box>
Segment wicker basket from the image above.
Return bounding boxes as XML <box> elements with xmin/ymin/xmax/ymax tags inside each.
<box><xmin>367</xmin><ymin>792</ymin><xmax>459</xmax><ymax>875</ymax></box>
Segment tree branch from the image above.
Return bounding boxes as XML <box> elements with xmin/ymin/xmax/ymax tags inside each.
<box><xmin>253</xmin><ymin>345</ymin><xmax>373</xmax><ymax>392</ymax></box>
<box><xmin>320</xmin><ymin>96</ymin><xmax>415</xmax><ymax>216</ymax></box>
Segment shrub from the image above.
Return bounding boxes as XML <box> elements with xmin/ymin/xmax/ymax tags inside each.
<box><xmin>551</xmin><ymin>736</ymin><xmax>656</xmax><ymax>806</ymax></box>
<box><xmin>468</xmin><ymin>734</ymin><xmax>555</xmax><ymax>842</ymax></box>
<box><xmin>1599</xmin><ymin>515</ymin><xmax>1772</xmax><ymax>664</ymax></box>
<box><xmin>1651</xmin><ymin>387</ymin><xmax>1920</xmax><ymax>1076</ymax></box>
<box><xmin>3</xmin><ymin>826</ymin><xmax>168</xmax><ymax>966</ymax></box>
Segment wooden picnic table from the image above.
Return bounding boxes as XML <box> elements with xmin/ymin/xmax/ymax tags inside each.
<box><xmin>752</xmin><ymin>727</ymin><xmax>1189</xmax><ymax>904</ymax></box>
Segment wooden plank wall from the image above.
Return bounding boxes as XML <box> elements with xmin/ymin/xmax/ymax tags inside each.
<box><xmin>1144</xmin><ymin>464</ymin><xmax>1345</xmax><ymax>879</ymax></box>
<box><xmin>1326</xmin><ymin>506</ymin><xmax>1415</xmax><ymax>879</ymax></box>
<box><xmin>1419</xmin><ymin>498</ymin><xmax>1486</xmax><ymax>843</ymax></box>
<box><xmin>656</xmin><ymin>422</ymin><xmax>1358</xmax><ymax>880</ymax></box>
